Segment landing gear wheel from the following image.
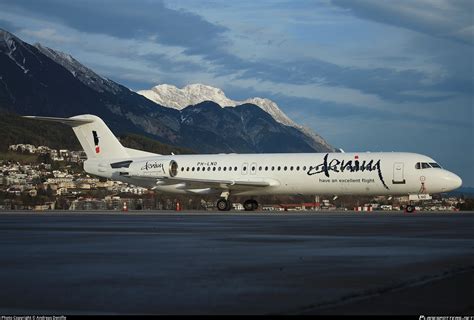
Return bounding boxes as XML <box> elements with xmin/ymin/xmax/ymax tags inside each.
<box><xmin>406</xmin><ymin>205</ymin><xmax>415</xmax><ymax>213</ymax></box>
<box><xmin>244</xmin><ymin>199</ymin><xmax>258</xmax><ymax>211</ymax></box>
<box><xmin>217</xmin><ymin>198</ymin><xmax>232</xmax><ymax>211</ymax></box>
<box><xmin>252</xmin><ymin>200</ymin><xmax>258</xmax><ymax>211</ymax></box>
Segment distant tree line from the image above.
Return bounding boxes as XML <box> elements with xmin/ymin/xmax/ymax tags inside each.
<box><xmin>0</xmin><ymin>111</ymin><xmax>194</xmax><ymax>155</ymax></box>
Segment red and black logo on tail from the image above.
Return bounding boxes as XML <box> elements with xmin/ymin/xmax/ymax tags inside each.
<box><xmin>93</xmin><ymin>131</ymin><xmax>100</xmax><ymax>153</ymax></box>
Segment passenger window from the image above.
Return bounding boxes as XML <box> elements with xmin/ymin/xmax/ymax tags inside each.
<box><xmin>290</xmin><ymin>166</ymin><xmax>293</xmax><ymax>171</ymax></box>
<box><xmin>192</xmin><ymin>167</ymin><xmax>195</xmax><ymax>171</ymax></box>
<box><xmin>223</xmin><ymin>167</ymin><xmax>227</xmax><ymax>171</ymax></box>
<box><xmin>197</xmin><ymin>167</ymin><xmax>200</xmax><ymax>171</ymax></box>
<box><xmin>265</xmin><ymin>166</ymin><xmax>268</xmax><ymax>171</ymax></box>
<box><xmin>259</xmin><ymin>166</ymin><xmax>262</xmax><ymax>171</ymax></box>
<box><xmin>234</xmin><ymin>166</ymin><xmax>238</xmax><ymax>171</ymax></box>
<box><xmin>296</xmin><ymin>166</ymin><xmax>300</xmax><ymax>171</ymax></box>
<box><xmin>213</xmin><ymin>167</ymin><xmax>216</xmax><ymax>171</ymax></box>
<box><xmin>284</xmin><ymin>166</ymin><xmax>287</xmax><ymax>171</ymax></box>
<box><xmin>278</xmin><ymin>166</ymin><xmax>281</xmax><ymax>171</ymax></box>
<box><xmin>218</xmin><ymin>167</ymin><xmax>221</xmax><ymax>171</ymax></box>
<box><xmin>229</xmin><ymin>166</ymin><xmax>232</xmax><ymax>171</ymax></box>
<box><xmin>208</xmin><ymin>167</ymin><xmax>211</xmax><ymax>171</ymax></box>
<box><xmin>186</xmin><ymin>167</ymin><xmax>189</xmax><ymax>171</ymax></box>
<box><xmin>303</xmin><ymin>166</ymin><xmax>307</xmax><ymax>171</ymax></box>
<box><xmin>271</xmin><ymin>166</ymin><xmax>275</xmax><ymax>171</ymax></box>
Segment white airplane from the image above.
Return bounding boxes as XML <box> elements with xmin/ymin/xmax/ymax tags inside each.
<box><xmin>25</xmin><ymin>114</ymin><xmax>462</xmax><ymax>212</ymax></box>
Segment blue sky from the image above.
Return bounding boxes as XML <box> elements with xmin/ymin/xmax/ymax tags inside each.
<box><xmin>0</xmin><ymin>0</ymin><xmax>473</xmax><ymax>186</ymax></box>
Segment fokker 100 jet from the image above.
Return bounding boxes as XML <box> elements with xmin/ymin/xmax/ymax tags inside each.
<box><xmin>26</xmin><ymin>114</ymin><xmax>462</xmax><ymax>212</ymax></box>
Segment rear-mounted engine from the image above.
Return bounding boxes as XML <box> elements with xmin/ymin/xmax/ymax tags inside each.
<box><xmin>128</xmin><ymin>159</ymin><xmax>178</xmax><ymax>178</ymax></box>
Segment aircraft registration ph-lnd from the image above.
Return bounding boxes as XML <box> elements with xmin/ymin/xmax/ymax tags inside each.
<box><xmin>25</xmin><ymin>114</ymin><xmax>462</xmax><ymax>212</ymax></box>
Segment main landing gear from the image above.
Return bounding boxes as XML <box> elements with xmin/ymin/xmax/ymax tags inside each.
<box><xmin>216</xmin><ymin>198</ymin><xmax>232</xmax><ymax>211</ymax></box>
<box><xmin>215</xmin><ymin>192</ymin><xmax>259</xmax><ymax>212</ymax></box>
<box><xmin>243</xmin><ymin>199</ymin><xmax>258</xmax><ymax>211</ymax></box>
<box><xmin>217</xmin><ymin>191</ymin><xmax>232</xmax><ymax>211</ymax></box>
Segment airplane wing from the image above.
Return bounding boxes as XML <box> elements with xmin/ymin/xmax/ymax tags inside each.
<box><xmin>156</xmin><ymin>176</ymin><xmax>279</xmax><ymax>191</ymax></box>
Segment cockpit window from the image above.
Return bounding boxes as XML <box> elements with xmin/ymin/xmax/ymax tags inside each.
<box><xmin>415</xmin><ymin>162</ymin><xmax>441</xmax><ymax>169</ymax></box>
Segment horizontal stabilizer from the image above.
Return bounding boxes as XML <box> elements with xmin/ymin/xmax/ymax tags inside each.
<box><xmin>23</xmin><ymin>116</ymin><xmax>94</xmax><ymax>127</ymax></box>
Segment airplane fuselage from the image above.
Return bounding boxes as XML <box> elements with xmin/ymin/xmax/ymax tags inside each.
<box><xmin>26</xmin><ymin>114</ymin><xmax>462</xmax><ymax>211</ymax></box>
<box><xmin>84</xmin><ymin>152</ymin><xmax>462</xmax><ymax>197</ymax></box>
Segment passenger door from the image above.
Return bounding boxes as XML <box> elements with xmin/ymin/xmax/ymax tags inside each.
<box><xmin>392</xmin><ymin>162</ymin><xmax>406</xmax><ymax>184</ymax></box>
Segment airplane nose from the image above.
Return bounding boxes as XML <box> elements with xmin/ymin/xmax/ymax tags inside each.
<box><xmin>453</xmin><ymin>174</ymin><xmax>462</xmax><ymax>189</ymax></box>
<box><xmin>443</xmin><ymin>171</ymin><xmax>462</xmax><ymax>191</ymax></box>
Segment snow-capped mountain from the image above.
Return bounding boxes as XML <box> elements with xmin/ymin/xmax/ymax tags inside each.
<box><xmin>138</xmin><ymin>84</ymin><xmax>334</xmax><ymax>151</ymax></box>
<box><xmin>138</xmin><ymin>84</ymin><xmax>296</xmax><ymax>127</ymax></box>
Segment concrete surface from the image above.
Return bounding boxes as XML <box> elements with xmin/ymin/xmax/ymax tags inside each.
<box><xmin>0</xmin><ymin>211</ymin><xmax>472</xmax><ymax>315</ymax></box>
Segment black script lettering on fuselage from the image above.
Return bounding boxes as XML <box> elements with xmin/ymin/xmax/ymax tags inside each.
<box><xmin>141</xmin><ymin>161</ymin><xmax>165</xmax><ymax>173</ymax></box>
<box><xmin>307</xmin><ymin>154</ymin><xmax>389</xmax><ymax>190</ymax></box>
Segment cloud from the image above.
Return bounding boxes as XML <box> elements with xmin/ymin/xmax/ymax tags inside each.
<box><xmin>2</xmin><ymin>0</ymin><xmax>469</xmax><ymax>105</ymax></box>
<box><xmin>20</xmin><ymin>27</ymin><xmax>74</xmax><ymax>43</ymax></box>
<box><xmin>332</xmin><ymin>0</ymin><xmax>474</xmax><ymax>45</ymax></box>
<box><xmin>1</xmin><ymin>0</ymin><xmax>228</xmax><ymax>54</ymax></box>
<box><xmin>0</xmin><ymin>19</ymin><xmax>17</xmax><ymax>33</ymax></box>
<box><xmin>235</xmin><ymin>58</ymin><xmax>453</xmax><ymax>103</ymax></box>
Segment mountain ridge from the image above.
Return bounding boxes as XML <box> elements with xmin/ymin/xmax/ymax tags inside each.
<box><xmin>0</xmin><ymin>28</ymin><xmax>334</xmax><ymax>154</ymax></box>
<box><xmin>137</xmin><ymin>83</ymin><xmax>334</xmax><ymax>152</ymax></box>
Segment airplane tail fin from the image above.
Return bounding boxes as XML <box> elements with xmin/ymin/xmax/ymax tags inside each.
<box><xmin>24</xmin><ymin>114</ymin><xmax>127</xmax><ymax>159</ymax></box>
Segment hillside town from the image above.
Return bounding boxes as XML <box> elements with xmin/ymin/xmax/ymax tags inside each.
<box><xmin>0</xmin><ymin>143</ymin><xmax>469</xmax><ymax>212</ymax></box>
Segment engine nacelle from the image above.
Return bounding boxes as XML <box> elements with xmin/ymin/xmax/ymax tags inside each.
<box><xmin>128</xmin><ymin>159</ymin><xmax>179</xmax><ymax>178</ymax></box>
